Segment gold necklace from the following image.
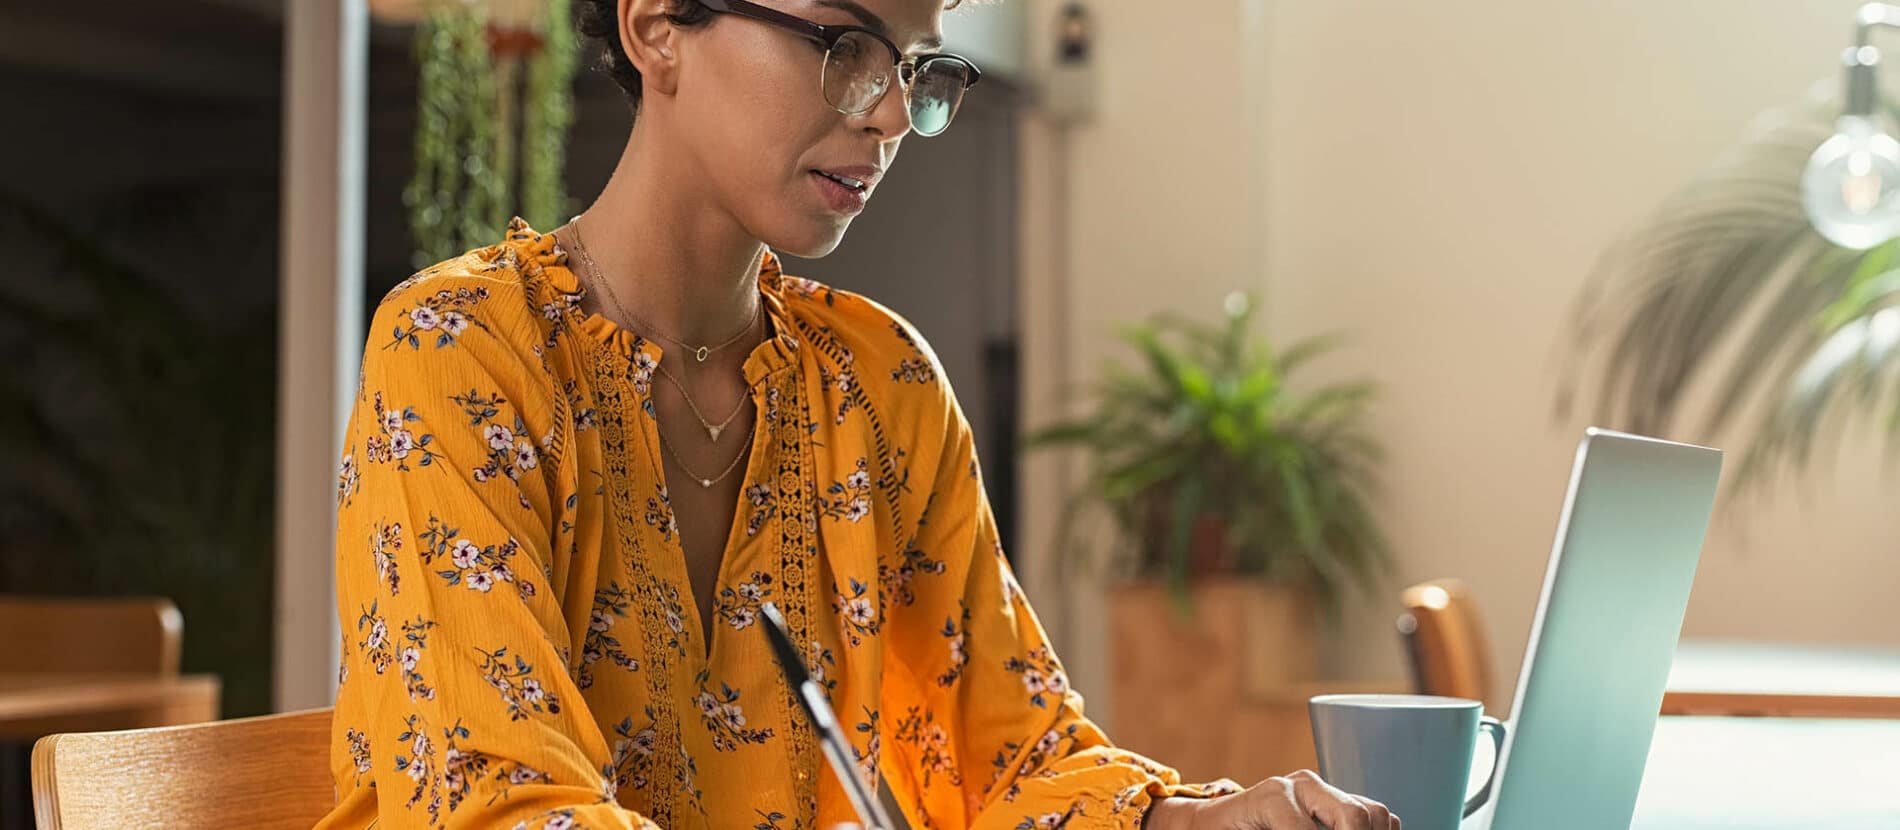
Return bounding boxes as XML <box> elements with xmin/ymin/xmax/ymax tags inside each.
<box><xmin>566</xmin><ymin>219</ymin><xmax>755</xmax><ymax>443</ymax></box>
<box><xmin>569</xmin><ymin>215</ymin><xmax>762</xmax><ymax>363</ymax></box>
<box><xmin>657</xmin><ymin>417</ymin><xmax>757</xmax><ymax>489</ymax></box>
<box><xmin>654</xmin><ymin>362</ymin><xmax>749</xmax><ymax>442</ymax></box>
<box><xmin>563</xmin><ymin>217</ymin><xmax>757</xmax><ymax>486</ymax></box>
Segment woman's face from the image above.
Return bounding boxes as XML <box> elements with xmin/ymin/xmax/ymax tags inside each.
<box><xmin>665</xmin><ymin>0</ymin><xmax>948</xmax><ymax>258</ymax></box>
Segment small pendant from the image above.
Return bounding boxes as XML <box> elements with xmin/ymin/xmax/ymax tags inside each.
<box><xmin>694</xmin><ymin>345</ymin><xmax>711</xmax><ymax>362</ymax></box>
<box><xmin>707</xmin><ymin>424</ymin><xmax>724</xmax><ymax>441</ymax></box>
<box><xmin>700</xmin><ymin>478</ymin><xmax>713</xmax><ymax>488</ymax></box>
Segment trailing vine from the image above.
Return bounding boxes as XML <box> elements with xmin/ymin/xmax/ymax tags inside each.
<box><xmin>406</xmin><ymin>1</ymin><xmax>578</xmax><ymax>268</ymax></box>
<box><xmin>522</xmin><ymin>0</ymin><xmax>579</xmax><ymax>230</ymax></box>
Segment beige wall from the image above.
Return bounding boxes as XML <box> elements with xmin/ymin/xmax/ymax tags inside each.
<box><xmin>1021</xmin><ymin>0</ymin><xmax>1900</xmax><ymax>730</ymax></box>
<box><xmin>1015</xmin><ymin>0</ymin><xmax>1275</xmax><ymax>718</ymax></box>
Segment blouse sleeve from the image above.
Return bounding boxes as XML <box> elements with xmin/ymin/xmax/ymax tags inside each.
<box><xmin>878</xmin><ymin>375</ymin><xmax>1240</xmax><ymax>830</ymax></box>
<box><xmin>331</xmin><ymin>279</ymin><xmax>658</xmax><ymax>830</ymax></box>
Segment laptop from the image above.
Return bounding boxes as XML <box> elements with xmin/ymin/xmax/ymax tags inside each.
<box><xmin>1471</xmin><ymin>428</ymin><xmax>1723</xmax><ymax>830</ymax></box>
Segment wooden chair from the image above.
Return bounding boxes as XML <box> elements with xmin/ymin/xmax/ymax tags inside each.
<box><xmin>0</xmin><ymin>596</ymin><xmax>184</xmax><ymax>676</ymax></box>
<box><xmin>31</xmin><ymin>708</ymin><xmax>336</xmax><ymax>829</ymax></box>
<box><xmin>1396</xmin><ymin>578</ymin><xmax>1495</xmax><ymax>713</ymax></box>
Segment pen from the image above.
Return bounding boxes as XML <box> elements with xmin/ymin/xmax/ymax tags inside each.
<box><xmin>760</xmin><ymin>601</ymin><xmax>898</xmax><ymax>830</ymax></box>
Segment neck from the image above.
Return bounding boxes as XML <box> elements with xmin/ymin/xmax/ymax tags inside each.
<box><xmin>572</xmin><ymin>118</ymin><xmax>765</xmax><ymax>355</ymax></box>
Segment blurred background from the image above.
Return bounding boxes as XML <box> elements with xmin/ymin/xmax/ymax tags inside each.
<box><xmin>3</xmin><ymin>0</ymin><xmax>1900</xmax><ymax>827</ymax></box>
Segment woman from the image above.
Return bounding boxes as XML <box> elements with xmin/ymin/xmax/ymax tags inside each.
<box><xmin>318</xmin><ymin>1</ymin><xmax>1398</xmax><ymax>828</ymax></box>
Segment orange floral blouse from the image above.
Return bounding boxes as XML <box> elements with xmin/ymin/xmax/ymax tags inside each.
<box><xmin>315</xmin><ymin>219</ymin><xmax>1231</xmax><ymax>830</ymax></box>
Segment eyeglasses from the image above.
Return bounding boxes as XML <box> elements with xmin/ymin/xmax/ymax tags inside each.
<box><xmin>697</xmin><ymin>0</ymin><xmax>982</xmax><ymax>137</ymax></box>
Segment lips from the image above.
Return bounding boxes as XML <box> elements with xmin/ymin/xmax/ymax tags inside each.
<box><xmin>809</xmin><ymin>164</ymin><xmax>882</xmax><ymax>215</ymax></box>
<box><xmin>814</xmin><ymin>170</ymin><xmax>869</xmax><ymax>191</ymax></box>
<box><xmin>811</xmin><ymin>170</ymin><xmax>869</xmax><ymax>215</ymax></box>
<box><xmin>812</xmin><ymin>165</ymin><xmax>883</xmax><ymax>191</ymax></box>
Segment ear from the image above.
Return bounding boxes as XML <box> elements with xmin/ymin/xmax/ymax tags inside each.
<box><xmin>617</xmin><ymin>0</ymin><xmax>684</xmax><ymax>96</ymax></box>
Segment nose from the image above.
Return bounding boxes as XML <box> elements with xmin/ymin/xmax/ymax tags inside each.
<box><xmin>854</xmin><ymin>74</ymin><xmax>913</xmax><ymax>141</ymax></box>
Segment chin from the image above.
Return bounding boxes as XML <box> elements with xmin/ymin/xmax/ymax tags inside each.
<box><xmin>761</xmin><ymin>221</ymin><xmax>852</xmax><ymax>260</ymax></box>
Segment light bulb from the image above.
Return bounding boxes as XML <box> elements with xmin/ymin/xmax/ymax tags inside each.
<box><xmin>1803</xmin><ymin>113</ymin><xmax>1900</xmax><ymax>249</ymax></box>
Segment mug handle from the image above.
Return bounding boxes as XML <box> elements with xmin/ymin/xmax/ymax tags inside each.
<box><xmin>1462</xmin><ymin>716</ymin><xmax>1508</xmax><ymax>818</ymax></box>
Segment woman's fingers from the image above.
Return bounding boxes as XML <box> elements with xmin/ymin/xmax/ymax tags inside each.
<box><xmin>1286</xmin><ymin>768</ymin><xmax>1398</xmax><ymax>830</ymax></box>
<box><xmin>1259</xmin><ymin>774</ymin><xmax>1321</xmax><ymax>830</ymax></box>
<box><xmin>1355</xmin><ymin>795</ymin><xmax>1398</xmax><ymax>830</ymax></box>
<box><xmin>1189</xmin><ymin>770</ymin><xmax>1400</xmax><ymax>829</ymax></box>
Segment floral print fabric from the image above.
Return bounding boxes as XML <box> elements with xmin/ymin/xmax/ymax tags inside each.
<box><xmin>315</xmin><ymin>220</ymin><xmax>1233</xmax><ymax>830</ymax></box>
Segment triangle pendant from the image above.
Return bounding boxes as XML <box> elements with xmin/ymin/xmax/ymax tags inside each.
<box><xmin>707</xmin><ymin>424</ymin><xmax>724</xmax><ymax>442</ymax></box>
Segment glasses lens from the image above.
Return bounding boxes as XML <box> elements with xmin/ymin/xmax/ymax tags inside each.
<box><xmin>908</xmin><ymin>58</ymin><xmax>970</xmax><ymax>136</ymax></box>
<box><xmin>823</xmin><ymin>31</ymin><xmax>891</xmax><ymax>115</ymax></box>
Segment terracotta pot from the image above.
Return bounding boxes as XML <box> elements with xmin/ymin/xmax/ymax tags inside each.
<box><xmin>1105</xmin><ymin>579</ymin><xmax>1320</xmax><ymax>781</ymax></box>
<box><xmin>1112</xmin><ymin>579</ymin><xmax>1318</xmax><ymax>687</ymax></box>
<box><xmin>1135</xmin><ymin>493</ymin><xmax>1241</xmax><ymax>575</ymax></box>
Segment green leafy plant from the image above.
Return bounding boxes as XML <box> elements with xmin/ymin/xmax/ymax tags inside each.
<box><xmin>408</xmin><ymin>5</ymin><xmax>505</xmax><ymax>266</ymax></box>
<box><xmin>1563</xmin><ymin>75</ymin><xmax>1900</xmax><ymax>487</ymax></box>
<box><xmin>521</xmin><ymin>0</ymin><xmax>581</xmax><ymax>230</ymax></box>
<box><xmin>1028</xmin><ymin>293</ymin><xmax>1391</xmax><ymax>615</ymax></box>
<box><xmin>407</xmin><ymin>0</ymin><xmax>579</xmax><ymax>268</ymax></box>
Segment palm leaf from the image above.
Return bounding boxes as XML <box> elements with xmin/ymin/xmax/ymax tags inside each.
<box><xmin>1566</xmin><ymin>74</ymin><xmax>1900</xmax><ymax>484</ymax></box>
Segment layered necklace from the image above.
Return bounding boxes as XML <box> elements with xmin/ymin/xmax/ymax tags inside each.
<box><xmin>567</xmin><ymin>214</ymin><xmax>760</xmax><ymax>489</ymax></box>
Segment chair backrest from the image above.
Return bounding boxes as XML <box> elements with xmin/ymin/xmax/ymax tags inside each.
<box><xmin>0</xmin><ymin>596</ymin><xmax>183</xmax><ymax>675</ymax></box>
<box><xmin>1396</xmin><ymin>578</ymin><xmax>1494</xmax><ymax>711</ymax></box>
<box><xmin>32</xmin><ymin>708</ymin><xmax>337</xmax><ymax>830</ymax></box>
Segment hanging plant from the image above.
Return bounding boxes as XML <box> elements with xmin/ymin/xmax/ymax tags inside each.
<box><xmin>403</xmin><ymin>0</ymin><xmax>579</xmax><ymax>268</ymax></box>
<box><xmin>521</xmin><ymin>0</ymin><xmax>579</xmax><ymax>230</ymax></box>
<box><xmin>406</xmin><ymin>5</ymin><xmax>502</xmax><ymax>267</ymax></box>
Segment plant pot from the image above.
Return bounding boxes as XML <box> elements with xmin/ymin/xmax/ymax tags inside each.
<box><xmin>1106</xmin><ymin>579</ymin><xmax>1319</xmax><ymax>781</ymax></box>
<box><xmin>1136</xmin><ymin>498</ymin><xmax>1241</xmax><ymax>576</ymax></box>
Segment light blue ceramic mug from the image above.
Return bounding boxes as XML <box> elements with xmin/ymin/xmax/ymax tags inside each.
<box><xmin>1308</xmin><ymin>694</ymin><xmax>1506</xmax><ymax>830</ymax></box>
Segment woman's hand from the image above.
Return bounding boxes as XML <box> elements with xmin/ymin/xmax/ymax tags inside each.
<box><xmin>1146</xmin><ymin>770</ymin><xmax>1400</xmax><ymax>830</ymax></box>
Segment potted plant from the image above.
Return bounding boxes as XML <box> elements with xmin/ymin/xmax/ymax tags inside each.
<box><xmin>1028</xmin><ymin>292</ymin><xmax>1391</xmax><ymax>701</ymax></box>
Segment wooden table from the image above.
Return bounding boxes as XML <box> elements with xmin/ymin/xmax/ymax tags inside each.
<box><xmin>1660</xmin><ymin>640</ymin><xmax>1900</xmax><ymax>719</ymax></box>
<box><xmin>0</xmin><ymin>673</ymin><xmax>220</xmax><ymax>740</ymax></box>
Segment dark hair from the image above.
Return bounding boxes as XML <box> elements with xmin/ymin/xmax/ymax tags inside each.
<box><xmin>577</xmin><ymin>0</ymin><xmax>967</xmax><ymax>115</ymax></box>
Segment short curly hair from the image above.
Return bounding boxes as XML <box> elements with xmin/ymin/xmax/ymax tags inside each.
<box><xmin>577</xmin><ymin>0</ymin><xmax>966</xmax><ymax>115</ymax></box>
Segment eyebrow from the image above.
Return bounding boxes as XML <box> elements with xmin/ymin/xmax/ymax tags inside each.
<box><xmin>811</xmin><ymin>0</ymin><xmax>945</xmax><ymax>50</ymax></box>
